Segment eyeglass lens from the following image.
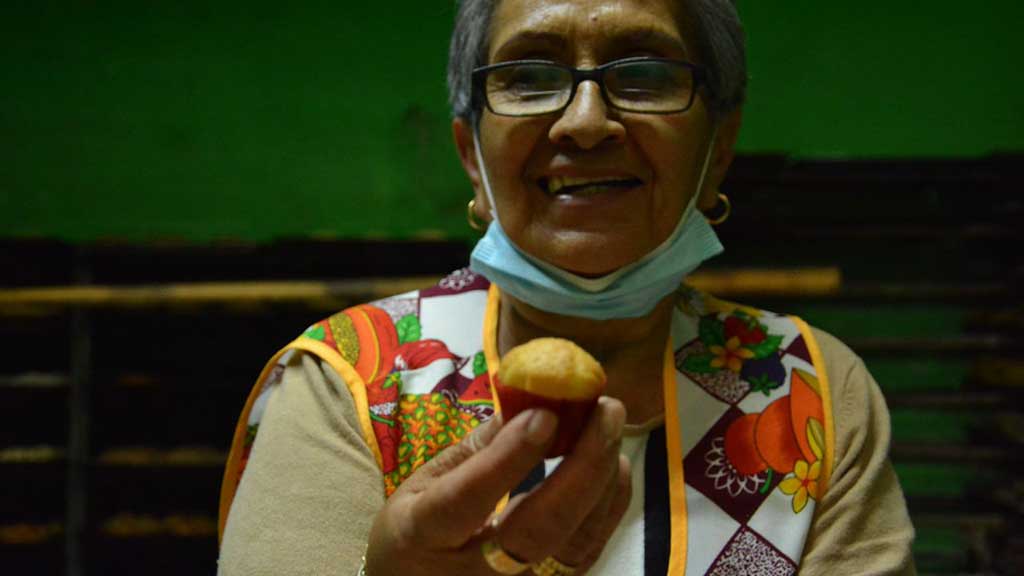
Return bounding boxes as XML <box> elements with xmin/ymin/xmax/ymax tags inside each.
<box><xmin>484</xmin><ymin>60</ymin><xmax>694</xmax><ymax>116</ymax></box>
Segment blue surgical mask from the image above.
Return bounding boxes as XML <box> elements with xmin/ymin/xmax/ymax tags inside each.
<box><xmin>469</xmin><ymin>130</ymin><xmax>724</xmax><ymax>320</ymax></box>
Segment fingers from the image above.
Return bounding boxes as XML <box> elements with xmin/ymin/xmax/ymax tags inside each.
<box><xmin>490</xmin><ymin>452</ymin><xmax>630</xmax><ymax>572</ymax></box>
<box><xmin>407</xmin><ymin>408</ymin><xmax>559</xmax><ymax>546</ymax></box>
<box><xmin>564</xmin><ymin>452</ymin><xmax>633</xmax><ymax>571</ymax></box>
<box><xmin>495</xmin><ymin>397</ymin><xmax>627</xmax><ymax>563</ymax></box>
<box><xmin>373</xmin><ymin>400</ymin><xmax>633</xmax><ymax>576</ymax></box>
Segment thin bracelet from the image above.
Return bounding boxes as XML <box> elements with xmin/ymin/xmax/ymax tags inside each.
<box><xmin>357</xmin><ymin>550</ymin><xmax>368</xmax><ymax>576</ymax></box>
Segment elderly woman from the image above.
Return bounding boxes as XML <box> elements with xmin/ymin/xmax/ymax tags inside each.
<box><xmin>217</xmin><ymin>0</ymin><xmax>916</xmax><ymax>574</ymax></box>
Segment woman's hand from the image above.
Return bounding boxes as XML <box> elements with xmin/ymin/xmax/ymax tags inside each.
<box><xmin>365</xmin><ymin>397</ymin><xmax>631</xmax><ymax>576</ymax></box>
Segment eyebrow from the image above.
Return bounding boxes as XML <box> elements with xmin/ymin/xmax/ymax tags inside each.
<box><xmin>613</xmin><ymin>27</ymin><xmax>690</xmax><ymax>57</ymax></box>
<box><xmin>492</xmin><ymin>26</ymin><xmax>689</xmax><ymax>62</ymax></box>
<box><xmin>492</xmin><ymin>31</ymin><xmax>568</xmax><ymax>61</ymax></box>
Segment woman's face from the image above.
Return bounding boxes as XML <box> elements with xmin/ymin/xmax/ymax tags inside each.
<box><xmin>457</xmin><ymin>0</ymin><xmax>736</xmax><ymax>277</ymax></box>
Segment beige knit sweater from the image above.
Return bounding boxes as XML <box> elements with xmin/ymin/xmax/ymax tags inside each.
<box><xmin>218</xmin><ymin>327</ymin><xmax>916</xmax><ymax>575</ymax></box>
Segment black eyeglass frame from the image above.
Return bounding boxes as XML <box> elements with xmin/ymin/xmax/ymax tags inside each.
<box><xmin>471</xmin><ymin>56</ymin><xmax>708</xmax><ymax>117</ymax></box>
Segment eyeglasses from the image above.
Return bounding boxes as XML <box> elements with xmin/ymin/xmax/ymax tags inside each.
<box><xmin>472</xmin><ymin>57</ymin><xmax>707</xmax><ymax>117</ymax></box>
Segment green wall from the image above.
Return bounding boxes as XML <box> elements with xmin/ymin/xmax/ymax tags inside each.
<box><xmin>2</xmin><ymin>1</ymin><xmax>1021</xmax><ymax>242</ymax></box>
<box><xmin>738</xmin><ymin>1</ymin><xmax>1021</xmax><ymax>157</ymax></box>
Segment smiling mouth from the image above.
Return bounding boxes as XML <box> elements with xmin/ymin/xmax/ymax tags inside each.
<box><xmin>540</xmin><ymin>176</ymin><xmax>644</xmax><ymax>197</ymax></box>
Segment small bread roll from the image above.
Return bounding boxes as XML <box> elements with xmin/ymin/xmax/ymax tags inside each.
<box><xmin>495</xmin><ymin>338</ymin><xmax>606</xmax><ymax>457</ymax></box>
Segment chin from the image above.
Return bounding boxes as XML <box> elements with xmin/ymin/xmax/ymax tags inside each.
<box><xmin>541</xmin><ymin>238</ymin><xmax>642</xmax><ymax>277</ymax></box>
<box><xmin>561</xmin><ymin>260</ymin><xmax>627</xmax><ymax>278</ymax></box>
<box><xmin>544</xmin><ymin>248</ymin><xmax>630</xmax><ymax>276</ymax></box>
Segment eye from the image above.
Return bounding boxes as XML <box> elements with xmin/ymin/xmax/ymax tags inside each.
<box><xmin>490</xmin><ymin>65</ymin><xmax>567</xmax><ymax>99</ymax></box>
<box><xmin>616</xmin><ymin>63</ymin><xmax>673</xmax><ymax>88</ymax></box>
<box><xmin>608</xmin><ymin>61</ymin><xmax>690</xmax><ymax>100</ymax></box>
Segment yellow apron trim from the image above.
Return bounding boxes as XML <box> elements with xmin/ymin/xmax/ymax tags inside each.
<box><xmin>663</xmin><ymin>336</ymin><xmax>688</xmax><ymax>575</ymax></box>
<box><xmin>789</xmin><ymin>317</ymin><xmax>836</xmax><ymax>495</ymax></box>
<box><xmin>218</xmin><ymin>344</ymin><xmax>292</xmax><ymax>542</ymax></box>
<box><xmin>484</xmin><ymin>284</ymin><xmax>511</xmax><ymax>514</ymax></box>
<box><xmin>484</xmin><ymin>283</ymin><xmax>503</xmax><ymax>415</ymax></box>
<box><xmin>288</xmin><ymin>337</ymin><xmax>383</xmax><ymax>470</ymax></box>
<box><xmin>217</xmin><ymin>336</ymin><xmax>383</xmax><ymax>543</ymax></box>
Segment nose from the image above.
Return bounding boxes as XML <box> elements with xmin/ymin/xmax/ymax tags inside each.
<box><xmin>548</xmin><ymin>80</ymin><xmax>626</xmax><ymax>150</ymax></box>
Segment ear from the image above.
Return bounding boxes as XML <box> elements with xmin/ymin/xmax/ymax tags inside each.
<box><xmin>697</xmin><ymin>108</ymin><xmax>742</xmax><ymax>212</ymax></box>
<box><xmin>452</xmin><ymin>117</ymin><xmax>492</xmax><ymax>222</ymax></box>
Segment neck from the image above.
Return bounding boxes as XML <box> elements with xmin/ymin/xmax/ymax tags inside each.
<box><xmin>497</xmin><ymin>291</ymin><xmax>675</xmax><ymax>425</ymax></box>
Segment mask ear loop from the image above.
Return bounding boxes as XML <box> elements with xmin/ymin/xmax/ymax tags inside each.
<box><xmin>684</xmin><ymin>124</ymin><xmax>719</xmax><ymax>227</ymax></box>
<box><xmin>472</xmin><ymin>129</ymin><xmax>500</xmax><ymax>224</ymax></box>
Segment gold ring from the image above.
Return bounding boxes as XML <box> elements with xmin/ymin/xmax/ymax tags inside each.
<box><xmin>481</xmin><ymin>538</ymin><xmax>530</xmax><ymax>575</ymax></box>
<box><xmin>532</xmin><ymin>556</ymin><xmax>577</xmax><ymax>576</ymax></box>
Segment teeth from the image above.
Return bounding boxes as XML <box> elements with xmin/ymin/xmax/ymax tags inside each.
<box><xmin>547</xmin><ymin>176</ymin><xmax>635</xmax><ymax>195</ymax></box>
<box><xmin>564</xmin><ymin>185</ymin><xmax>606</xmax><ymax>197</ymax></box>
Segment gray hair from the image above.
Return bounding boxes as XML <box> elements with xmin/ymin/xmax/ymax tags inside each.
<box><xmin>446</xmin><ymin>0</ymin><xmax>747</xmax><ymax>127</ymax></box>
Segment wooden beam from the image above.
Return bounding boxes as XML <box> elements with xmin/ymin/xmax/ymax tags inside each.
<box><xmin>0</xmin><ymin>268</ymin><xmax>843</xmax><ymax>311</ymax></box>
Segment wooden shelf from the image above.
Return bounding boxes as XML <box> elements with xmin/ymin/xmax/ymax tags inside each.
<box><xmin>0</xmin><ymin>522</ymin><xmax>63</xmax><ymax>545</ymax></box>
<box><xmin>96</xmin><ymin>447</ymin><xmax>226</xmax><ymax>468</ymax></box>
<box><xmin>99</xmin><ymin>513</ymin><xmax>216</xmax><ymax>538</ymax></box>
<box><xmin>0</xmin><ymin>373</ymin><xmax>69</xmax><ymax>389</ymax></box>
<box><xmin>0</xmin><ymin>268</ymin><xmax>843</xmax><ymax>313</ymax></box>
<box><xmin>0</xmin><ymin>445</ymin><xmax>66</xmax><ymax>464</ymax></box>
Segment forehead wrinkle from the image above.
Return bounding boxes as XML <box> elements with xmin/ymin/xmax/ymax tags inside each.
<box><xmin>489</xmin><ymin>0</ymin><xmax>691</xmax><ymax>63</ymax></box>
<box><xmin>490</xmin><ymin>1</ymin><xmax>575</xmax><ymax>61</ymax></box>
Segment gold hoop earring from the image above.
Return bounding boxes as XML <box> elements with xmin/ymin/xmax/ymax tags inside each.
<box><xmin>706</xmin><ymin>192</ymin><xmax>732</xmax><ymax>226</ymax></box>
<box><xmin>467</xmin><ymin>199</ymin><xmax>487</xmax><ymax>232</ymax></box>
